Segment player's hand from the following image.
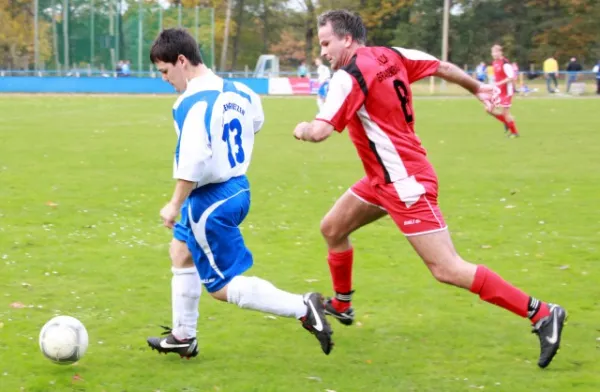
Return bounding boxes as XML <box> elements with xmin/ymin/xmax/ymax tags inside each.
<box><xmin>475</xmin><ymin>84</ymin><xmax>500</xmax><ymax>112</ymax></box>
<box><xmin>160</xmin><ymin>201</ymin><xmax>180</xmax><ymax>229</ymax></box>
<box><xmin>293</xmin><ymin>122</ymin><xmax>310</xmax><ymax>140</ymax></box>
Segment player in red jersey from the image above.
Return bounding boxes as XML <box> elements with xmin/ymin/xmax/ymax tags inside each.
<box><xmin>292</xmin><ymin>10</ymin><xmax>566</xmax><ymax>368</ymax></box>
<box><xmin>490</xmin><ymin>44</ymin><xmax>519</xmax><ymax>137</ymax></box>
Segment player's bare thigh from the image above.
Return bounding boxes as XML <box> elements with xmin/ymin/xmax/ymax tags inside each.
<box><xmin>320</xmin><ymin>180</ymin><xmax>387</xmax><ymax>251</ymax></box>
<box><xmin>170</xmin><ymin>238</ymin><xmax>194</xmax><ymax>268</ymax></box>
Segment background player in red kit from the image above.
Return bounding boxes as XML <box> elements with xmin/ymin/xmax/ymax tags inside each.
<box><xmin>490</xmin><ymin>44</ymin><xmax>519</xmax><ymax>137</ymax></box>
<box><xmin>292</xmin><ymin>9</ymin><xmax>566</xmax><ymax>368</ymax></box>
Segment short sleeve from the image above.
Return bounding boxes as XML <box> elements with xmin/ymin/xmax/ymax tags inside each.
<box><xmin>503</xmin><ymin>63</ymin><xmax>515</xmax><ymax>79</ymax></box>
<box><xmin>315</xmin><ymin>69</ymin><xmax>365</xmax><ymax>132</ymax></box>
<box><xmin>391</xmin><ymin>47</ymin><xmax>440</xmax><ymax>83</ymax></box>
<box><xmin>174</xmin><ymin>101</ymin><xmax>212</xmax><ymax>181</ymax></box>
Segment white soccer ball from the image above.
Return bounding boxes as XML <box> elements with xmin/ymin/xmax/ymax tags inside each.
<box><xmin>39</xmin><ymin>315</ymin><xmax>88</xmax><ymax>364</ymax></box>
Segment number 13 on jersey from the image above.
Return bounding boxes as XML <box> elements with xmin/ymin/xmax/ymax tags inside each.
<box><xmin>222</xmin><ymin>118</ymin><xmax>245</xmax><ymax>168</ymax></box>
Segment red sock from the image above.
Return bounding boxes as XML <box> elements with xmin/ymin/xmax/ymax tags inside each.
<box><xmin>328</xmin><ymin>248</ymin><xmax>353</xmax><ymax>312</ymax></box>
<box><xmin>493</xmin><ymin>113</ymin><xmax>507</xmax><ymax>124</ymax></box>
<box><xmin>506</xmin><ymin>120</ymin><xmax>519</xmax><ymax>135</ymax></box>
<box><xmin>470</xmin><ymin>265</ymin><xmax>550</xmax><ymax>324</ymax></box>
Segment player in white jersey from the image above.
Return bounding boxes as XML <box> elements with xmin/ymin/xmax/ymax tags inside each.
<box><xmin>315</xmin><ymin>57</ymin><xmax>331</xmax><ymax>111</ymax></box>
<box><xmin>145</xmin><ymin>28</ymin><xmax>333</xmax><ymax>358</ymax></box>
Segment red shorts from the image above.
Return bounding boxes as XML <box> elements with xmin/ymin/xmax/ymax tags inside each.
<box><xmin>499</xmin><ymin>94</ymin><xmax>513</xmax><ymax>107</ymax></box>
<box><xmin>350</xmin><ymin>171</ymin><xmax>447</xmax><ymax>236</ymax></box>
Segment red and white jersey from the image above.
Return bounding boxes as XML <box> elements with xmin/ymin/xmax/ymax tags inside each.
<box><xmin>493</xmin><ymin>57</ymin><xmax>515</xmax><ymax>97</ymax></box>
<box><xmin>316</xmin><ymin>46</ymin><xmax>439</xmax><ymax>185</ymax></box>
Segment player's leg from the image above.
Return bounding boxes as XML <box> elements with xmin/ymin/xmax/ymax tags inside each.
<box><xmin>316</xmin><ymin>82</ymin><xmax>328</xmax><ymax>112</ymax></box>
<box><xmin>406</xmin><ymin>230</ymin><xmax>565</xmax><ymax>368</ymax></box>
<box><xmin>377</xmin><ymin>173</ymin><xmax>566</xmax><ymax>368</ymax></box>
<box><xmin>502</xmin><ymin>106</ymin><xmax>519</xmax><ymax>137</ymax></box>
<box><xmin>321</xmin><ymin>177</ymin><xmax>387</xmax><ymax>324</ymax></box>
<box><xmin>211</xmin><ymin>277</ymin><xmax>333</xmax><ymax>355</ymax></box>
<box><xmin>169</xmin><ymin>239</ymin><xmax>202</xmax><ymax>340</ymax></box>
<box><xmin>489</xmin><ymin>107</ymin><xmax>508</xmax><ymax>133</ymax></box>
<box><xmin>317</xmin><ymin>96</ymin><xmax>325</xmax><ymax>112</ymax></box>
<box><xmin>147</xmin><ymin>201</ymin><xmax>201</xmax><ymax>359</ymax></box>
<box><xmin>189</xmin><ymin>176</ymin><xmax>333</xmax><ymax>354</ymax></box>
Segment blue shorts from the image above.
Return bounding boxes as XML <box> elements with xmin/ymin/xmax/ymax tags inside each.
<box><xmin>318</xmin><ymin>81</ymin><xmax>329</xmax><ymax>99</ymax></box>
<box><xmin>174</xmin><ymin>176</ymin><xmax>253</xmax><ymax>293</ymax></box>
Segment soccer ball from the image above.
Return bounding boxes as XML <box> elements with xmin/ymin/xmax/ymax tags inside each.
<box><xmin>39</xmin><ymin>315</ymin><xmax>88</xmax><ymax>364</ymax></box>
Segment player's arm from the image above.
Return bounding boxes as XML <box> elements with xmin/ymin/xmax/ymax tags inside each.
<box><xmin>169</xmin><ymin>179</ymin><xmax>196</xmax><ymax>208</ymax></box>
<box><xmin>433</xmin><ymin>61</ymin><xmax>498</xmax><ymax>112</ymax></box>
<box><xmin>434</xmin><ymin>61</ymin><xmax>482</xmax><ymax>94</ymax></box>
<box><xmin>294</xmin><ymin>69</ymin><xmax>364</xmax><ymax>143</ymax></box>
<box><xmin>173</xmin><ymin>103</ymin><xmax>212</xmax><ymax>190</ymax></box>
<box><xmin>161</xmin><ymin>103</ymin><xmax>212</xmax><ymax>228</ymax></box>
<box><xmin>293</xmin><ymin>120</ymin><xmax>334</xmax><ymax>142</ymax></box>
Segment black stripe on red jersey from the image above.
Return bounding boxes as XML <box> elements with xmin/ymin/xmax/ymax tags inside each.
<box><xmin>342</xmin><ymin>55</ymin><xmax>368</xmax><ymax>96</ymax></box>
<box><xmin>388</xmin><ymin>46</ymin><xmax>404</xmax><ymax>61</ymax></box>
<box><xmin>368</xmin><ymin>140</ymin><xmax>392</xmax><ymax>183</ymax></box>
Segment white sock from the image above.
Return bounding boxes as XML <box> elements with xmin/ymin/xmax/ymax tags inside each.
<box><xmin>226</xmin><ymin>276</ymin><xmax>307</xmax><ymax>319</ymax></box>
<box><xmin>171</xmin><ymin>267</ymin><xmax>201</xmax><ymax>339</ymax></box>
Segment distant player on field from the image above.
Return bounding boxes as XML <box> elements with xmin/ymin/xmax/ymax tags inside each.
<box><xmin>293</xmin><ymin>10</ymin><xmax>566</xmax><ymax>368</ymax></box>
<box><xmin>315</xmin><ymin>57</ymin><xmax>332</xmax><ymax>111</ymax></box>
<box><xmin>146</xmin><ymin>28</ymin><xmax>333</xmax><ymax>358</ymax></box>
<box><xmin>490</xmin><ymin>44</ymin><xmax>519</xmax><ymax>137</ymax></box>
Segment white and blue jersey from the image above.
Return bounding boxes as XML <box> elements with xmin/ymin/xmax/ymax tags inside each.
<box><xmin>171</xmin><ymin>71</ymin><xmax>264</xmax><ymax>292</ymax></box>
<box><xmin>317</xmin><ymin>64</ymin><xmax>331</xmax><ymax>99</ymax></box>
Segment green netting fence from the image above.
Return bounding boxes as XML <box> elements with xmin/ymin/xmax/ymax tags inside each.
<box><xmin>33</xmin><ymin>0</ymin><xmax>214</xmax><ymax>75</ymax></box>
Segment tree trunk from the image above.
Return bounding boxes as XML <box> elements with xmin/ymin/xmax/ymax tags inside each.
<box><xmin>231</xmin><ymin>0</ymin><xmax>245</xmax><ymax>70</ymax></box>
<box><xmin>220</xmin><ymin>0</ymin><xmax>233</xmax><ymax>71</ymax></box>
<box><xmin>51</xmin><ymin>0</ymin><xmax>60</xmax><ymax>70</ymax></box>
<box><xmin>261</xmin><ymin>0</ymin><xmax>269</xmax><ymax>53</ymax></box>
<box><xmin>62</xmin><ymin>0</ymin><xmax>69</xmax><ymax>69</ymax></box>
<box><xmin>304</xmin><ymin>0</ymin><xmax>315</xmax><ymax>68</ymax></box>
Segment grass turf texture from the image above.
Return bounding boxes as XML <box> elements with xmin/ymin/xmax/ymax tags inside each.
<box><xmin>0</xmin><ymin>95</ymin><xmax>599</xmax><ymax>391</ymax></box>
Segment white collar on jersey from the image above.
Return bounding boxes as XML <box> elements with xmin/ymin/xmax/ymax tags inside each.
<box><xmin>186</xmin><ymin>70</ymin><xmax>218</xmax><ymax>90</ymax></box>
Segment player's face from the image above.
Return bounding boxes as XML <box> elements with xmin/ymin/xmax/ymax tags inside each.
<box><xmin>318</xmin><ymin>22</ymin><xmax>353</xmax><ymax>71</ymax></box>
<box><xmin>491</xmin><ymin>47</ymin><xmax>502</xmax><ymax>60</ymax></box>
<box><xmin>155</xmin><ymin>56</ymin><xmax>188</xmax><ymax>93</ymax></box>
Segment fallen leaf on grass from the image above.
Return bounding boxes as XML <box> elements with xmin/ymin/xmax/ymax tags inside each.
<box><xmin>46</xmin><ymin>201</ymin><xmax>59</xmax><ymax>208</ymax></box>
<box><xmin>9</xmin><ymin>302</ymin><xmax>25</xmax><ymax>309</ymax></box>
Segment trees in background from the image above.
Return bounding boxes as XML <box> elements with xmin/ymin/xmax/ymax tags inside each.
<box><xmin>1</xmin><ymin>0</ymin><xmax>598</xmax><ymax>71</ymax></box>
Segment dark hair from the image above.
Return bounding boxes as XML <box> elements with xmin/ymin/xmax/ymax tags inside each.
<box><xmin>317</xmin><ymin>10</ymin><xmax>367</xmax><ymax>45</ymax></box>
<box><xmin>149</xmin><ymin>28</ymin><xmax>203</xmax><ymax>65</ymax></box>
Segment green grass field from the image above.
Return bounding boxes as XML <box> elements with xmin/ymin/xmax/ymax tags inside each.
<box><xmin>1</xmin><ymin>94</ymin><xmax>599</xmax><ymax>392</ymax></box>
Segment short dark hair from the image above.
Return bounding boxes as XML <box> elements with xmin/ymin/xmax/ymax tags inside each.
<box><xmin>149</xmin><ymin>28</ymin><xmax>203</xmax><ymax>65</ymax></box>
<box><xmin>317</xmin><ymin>10</ymin><xmax>367</xmax><ymax>45</ymax></box>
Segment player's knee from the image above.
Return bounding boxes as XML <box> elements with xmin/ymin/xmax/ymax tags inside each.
<box><xmin>222</xmin><ymin>276</ymin><xmax>266</xmax><ymax>307</ymax></box>
<box><xmin>426</xmin><ymin>257</ymin><xmax>462</xmax><ymax>285</ymax></box>
<box><xmin>169</xmin><ymin>239</ymin><xmax>193</xmax><ymax>268</ymax></box>
<box><xmin>320</xmin><ymin>216</ymin><xmax>347</xmax><ymax>246</ymax></box>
